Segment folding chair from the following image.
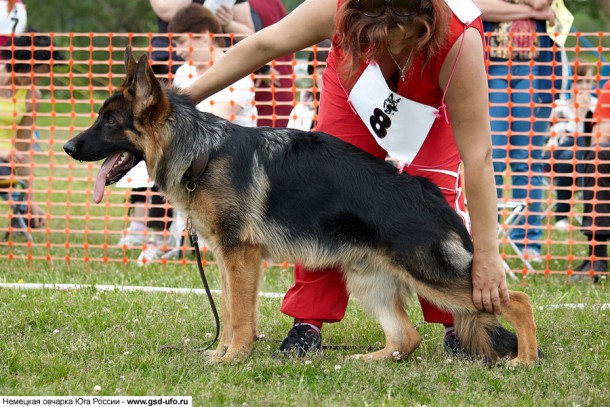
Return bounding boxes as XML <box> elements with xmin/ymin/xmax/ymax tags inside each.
<box><xmin>0</xmin><ymin>178</ymin><xmax>33</xmax><ymax>242</ymax></box>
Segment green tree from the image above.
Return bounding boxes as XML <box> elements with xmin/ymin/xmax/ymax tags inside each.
<box><xmin>23</xmin><ymin>0</ymin><xmax>610</xmax><ymax>33</ymax></box>
<box><xmin>283</xmin><ymin>0</ymin><xmax>305</xmax><ymax>13</ymax></box>
<box><xmin>26</xmin><ymin>0</ymin><xmax>157</xmax><ymax>32</ymax></box>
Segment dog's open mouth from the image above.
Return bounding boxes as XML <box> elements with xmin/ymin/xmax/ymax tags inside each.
<box><xmin>94</xmin><ymin>152</ymin><xmax>138</xmax><ymax>203</ymax></box>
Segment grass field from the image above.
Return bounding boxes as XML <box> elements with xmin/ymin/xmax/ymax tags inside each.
<box><xmin>0</xmin><ymin>262</ymin><xmax>608</xmax><ymax>406</ymax></box>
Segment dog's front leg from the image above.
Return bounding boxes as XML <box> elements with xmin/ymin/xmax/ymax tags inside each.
<box><xmin>218</xmin><ymin>244</ymin><xmax>263</xmax><ymax>363</ymax></box>
<box><xmin>204</xmin><ymin>258</ymin><xmax>232</xmax><ymax>360</ymax></box>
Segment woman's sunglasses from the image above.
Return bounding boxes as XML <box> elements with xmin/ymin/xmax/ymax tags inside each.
<box><xmin>357</xmin><ymin>0</ymin><xmax>419</xmax><ymax>17</ymax></box>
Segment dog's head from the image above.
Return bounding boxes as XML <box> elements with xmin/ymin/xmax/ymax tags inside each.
<box><xmin>63</xmin><ymin>46</ymin><xmax>171</xmax><ymax>203</ymax></box>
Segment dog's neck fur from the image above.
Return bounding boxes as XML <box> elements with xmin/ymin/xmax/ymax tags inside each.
<box><xmin>148</xmin><ymin>91</ymin><xmax>227</xmax><ymax>194</ymax></box>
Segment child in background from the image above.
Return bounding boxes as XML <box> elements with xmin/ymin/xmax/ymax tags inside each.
<box><xmin>287</xmin><ymin>40</ymin><xmax>331</xmax><ymax>131</ymax></box>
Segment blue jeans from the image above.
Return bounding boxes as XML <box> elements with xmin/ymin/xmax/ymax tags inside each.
<box><xmin>489</xmin><ymin>62</ymin><xmax>553</xmax><ymax>251</ymax></box>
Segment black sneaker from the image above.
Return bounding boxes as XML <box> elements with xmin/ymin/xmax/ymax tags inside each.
<box><xmin>570</xmin><ymin>260</ymin><xmax>604</xmax><ymax>283</ymax></box>
<box><xmin>444</xmin><ymin>331</ymin><xmax>471</xmax><ymax>359</ymax></box>
<box><xmin>276</xmin><ymin>324</ymin><xmax>322</xmax><ymax>357</ymax></box>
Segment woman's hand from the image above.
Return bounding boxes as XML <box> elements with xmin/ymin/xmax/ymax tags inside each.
<box><xmin>526</xmin><ymin>0</ymin><xmax>551</xmax><ymax>11</ymax></box>
<box><xmin>0</xmin><ymin>150</ymin><xmax>26</xmax><ymax>164</ymax></box>
<box><xmin>531</xmin><ymin>4</ymin><xmax>556</xmax><ymax>25</ymax></box>
<box><xmin>471</xmin><ymin>250</ymin><xmax>510</xmax><ymax>315</ymax></box>
<box><xmin>215</xmin><ymin>4</ymin><xmax>234</xmax><ymax>29</ymax></box>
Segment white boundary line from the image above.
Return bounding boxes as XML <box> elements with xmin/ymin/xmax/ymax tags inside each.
<box><xmin>1</xmin><ymin>283</ymin><xmax>608</xmax><ymax>310</ymax></box>
<box><xmin>0</xmin><ymin>283</ymin><xmax>284</xmax><ymax>299</ymax></box>
<box><xmin>540</xmin><ymin>303</ymin><xmax>610</xmax><ymax>310</ymax></box>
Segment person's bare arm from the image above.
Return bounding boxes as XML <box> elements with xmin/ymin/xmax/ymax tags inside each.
<box><xmin>149</xmin><ymin>0</ymin><xmax>192</xmax><ymax>22</ymax></box>
<box><xmin>440</xmin><ymin>28</ymin><xmax>509</xmax><ymax>315</ymax></box>
<box><xmin>184</xmin><ymin>0</ymin><xmax>336</xmax><ymax>104</ymax></box>
<box><xmin>216</xmin><ymin>2</ymin><xmax>255</xmax><ymax>43</ymax></box>
<box><xmin>473</xmin><ymin>0</ymin><xmax>554</xmax><ymax>23</ymax></box>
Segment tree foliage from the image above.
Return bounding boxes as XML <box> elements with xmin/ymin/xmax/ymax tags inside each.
<box><xmin>23</xmin><ymin>0</ymin><xmax>610</xmax><ymax>33</ymax></box>
<box><xmin>26</xmin><ymin>0</ymin><xmax>157</xmax><ymax>33</ymax></box>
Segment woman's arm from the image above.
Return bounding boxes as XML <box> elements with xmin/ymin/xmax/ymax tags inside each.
<box><xmin>184</xmin><ymin>0</ymin><xmax>336</xmax><ymax>104</ymax></box>
<box><xmin>215</xmin><ymin>2</ymin><xmax>255</xmax><ymax>42</ymax></box>
<box><xmin>473</xmin><ymin>0</ymin><xmax>554</xmax><ymax>23</ymax></box>
<box><xmin>149</xmin><ymin>0</ymin><xmax>192</xmax><ymax>22</ymax></box>
<box><xmin>440</xmin><ymin>27</ymin><xmax>509</xmax><ymax>315</ymax></box>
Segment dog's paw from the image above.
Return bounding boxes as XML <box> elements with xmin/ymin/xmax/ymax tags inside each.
<box><xmin>507</xmin><ymin>356</ymin><xmax>539</xmax><ymax>368</ymax></box>
<box><xmin>219</xmin><ymin>349</ymin><xmax>251</xmax><ymax>364</ymax></box>
<box><xmin>350</xmin><ymin>350</ymin><xmax>405</xmax><ymax>362</ymax></box>
<box><xmin>202</xmin><ymin>345</ymin><xmax>227</xmax><ymax>360</ymax></box>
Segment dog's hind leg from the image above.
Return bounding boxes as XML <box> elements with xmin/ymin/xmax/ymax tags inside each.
<box><xmin>345</xmin><ymin>270</ymin><xmax>421</xmax><ymax>361</ymax></box>
<box><xmin>501</xmin><ymin>290</ymin><xmax>539</xmax><ymax>366</ymax></box>
<box><xmin>216</xmin><ymin>244</ymin><xmax>263</xmax><ymax>363</ymax></box>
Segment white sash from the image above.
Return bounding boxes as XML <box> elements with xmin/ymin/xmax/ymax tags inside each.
<box><xmin>348</xmin><ymin>62</ymin><xmax>438</xmax><ymax>166</ymax></box>
<box><xmin>347</xmin><ymin>0</ymin><xmax>481</xmax><ymax>166</ymax></box>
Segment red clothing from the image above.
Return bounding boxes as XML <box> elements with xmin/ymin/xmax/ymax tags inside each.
<box><xmin>248</xmin><ymin>0</ymin><xmax>294</xmax><ymax>128</ymax></box>
<box><xmin>281</xmin><ymin>11</ymin><xmax>484</xmax><ymax>325</ymax></box>
<box><xmin>594</xmin><ymin>80</ymin><xmax>610</xmax><ymax>121</ymax></box>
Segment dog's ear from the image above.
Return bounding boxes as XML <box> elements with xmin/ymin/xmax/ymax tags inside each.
<box><xmin>132</xmin><ymin>53</ymin><xmax>168</xmax><ymax>119</ymax></box>
<box><xmin>122</xmin><ymin>45</ymin><xmax>137</xmax><ymax>89</ymax></box>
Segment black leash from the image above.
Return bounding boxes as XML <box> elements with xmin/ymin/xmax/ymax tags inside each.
<box><xmin>188</xmin><ymin>220</ymin><xmax>220</xmax><ymax>353</ymax></box>
<box><xmin>158</xmin><ymin>220</ymin><xmax>220</xmax><ymax>354</ymax></box>
<box><xmin>161</xmin><ymin>154</ymin><xmax>219</xmax><ymax>353</ymax></box>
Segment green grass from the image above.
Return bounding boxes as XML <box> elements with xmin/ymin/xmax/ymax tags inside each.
<box><xmin>1</xmin><ymin>264</ymin><xmax>609</xmax><ymax>406</ymax></box>
<box><xmin>1</xmin><ymin>99</ymin><xmax>608</xmax><ymax>405</ymax></box>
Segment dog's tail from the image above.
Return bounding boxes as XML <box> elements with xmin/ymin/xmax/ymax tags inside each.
<box><xmin>453</xmin><ymin>312</ymin><xmax>518</xmax><ymax>362</ymax></box>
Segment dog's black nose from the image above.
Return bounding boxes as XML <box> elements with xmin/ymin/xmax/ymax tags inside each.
<box><xmin>63</xmin><ymin>140</ymin><xmax>77</xmax><ymax>156</ymax></box>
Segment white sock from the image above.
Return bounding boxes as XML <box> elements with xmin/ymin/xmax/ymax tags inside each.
<box><xmin>296</xmin><ymin>322</ymin><xmax>321</xmax><ymax>334</ymax></box>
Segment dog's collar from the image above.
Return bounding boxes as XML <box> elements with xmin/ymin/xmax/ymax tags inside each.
<box><xmin>182</xmin><ymin>150</ymin><xmax>210</xmax><ymax>192</ymax></box>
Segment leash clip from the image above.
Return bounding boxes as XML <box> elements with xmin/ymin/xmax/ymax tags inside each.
<box><xmin>186</xmin><ymin>216</ymin><xmax>198</xmax><ymax>243</ymax></box>
<box><xmin>185</xmin><ymin>180</ymin><xmax>196</xmax><ymax>192</ymax></box>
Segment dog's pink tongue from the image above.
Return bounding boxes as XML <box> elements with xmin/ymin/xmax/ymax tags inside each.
<box><xmin>93</xmin><ymin>153</ymin><xmax>122</xmax><ymax>203</ymax></box>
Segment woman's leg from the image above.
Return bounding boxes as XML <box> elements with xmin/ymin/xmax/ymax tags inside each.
<box><xmin>553</xmin><ymin>148</ymin><xmax>575</xmax><ymax>220</ymax></box>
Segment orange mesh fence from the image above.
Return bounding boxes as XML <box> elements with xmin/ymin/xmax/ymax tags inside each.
<box><xmin>0</xmin><ymin>31</ymin><xmax>608</xmax><ymax>279</ymax></box>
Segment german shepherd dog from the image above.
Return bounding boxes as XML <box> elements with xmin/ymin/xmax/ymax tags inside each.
<box><xmin>63</xmin><ymin>48</ymin><xmax>539</xmax><ymax>365</ymax></box>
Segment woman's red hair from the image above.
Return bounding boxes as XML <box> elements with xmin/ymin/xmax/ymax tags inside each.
<box><xmin>335</xmin><ymin>0</ymin><xmax>451</xmax><ymax>85</ymax></box>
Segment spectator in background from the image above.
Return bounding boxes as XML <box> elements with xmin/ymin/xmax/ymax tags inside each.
<box><xmin>0</xmin><ymin>34</ymin><xmax>63</xmax><ymax>228</ymax></box>
<box><xmin>148</xmin><ymin>0</ymin><xmax>254</xmax><ymax>77</ymax></box>
<box><xmin>0</xmin><ymin>0</ymin><xmax>27</xmax><ymax>53</ymax></box>
<box><xmin>474</xmin><ymin>0</ymin><xmax>560</xmax><ymax>261</ymax></box>
<box><xmin>249</xmin><ymin>0</ymin><xmax>294</xmax><ymax>128</ymax></box>
<box><xmin>571</xmin><ymin>78</ymin><xmax>610</xmax><ymax>283</ymax></box>
<box><xmin>287</xmin><ymin>40</ymin><xmax>330</xmax><ymax>131</ymax></box>
<box><xmin>170</xmin><ymin>4</ymin><xmax>257</xmax><ymax>127</ymax></box>
<box><xmin>129</xmin><ymin>3</ymin><xmax>258</xmax><ymax>265</ymax></box>
<box><xmin>547</xmin><ymin>64</ymin><xmax>597</xmax><ymax>230</ymax></box>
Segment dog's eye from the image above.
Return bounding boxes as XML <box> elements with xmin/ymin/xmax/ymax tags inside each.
<box><xmin>106</xmin><ymin>116</ymin><xmax>116</xmax><ymax>126</ymax></box>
